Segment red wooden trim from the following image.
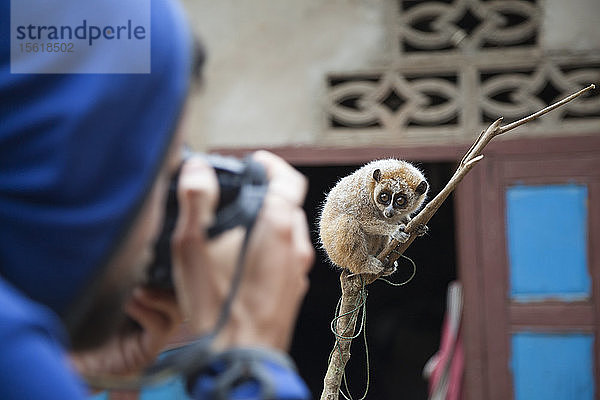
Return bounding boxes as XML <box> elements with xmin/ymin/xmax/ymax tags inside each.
<box><xmin>207</xmin><ymin>135</ymin><xmax>600</xmax><ymax>165</ymax></box>
<box><xmin>502</xmin><ymin>156</ymin><xmax>600</xmax><ymax>181</ymax></box>
<box><xmin>589</xmin><ymin>181</ymin><xmax>600</xmax><ymax>397</ymax></box>
<box><xmin>509</xmin><ymin>302</ymin><xmax>595</xmax><ymax>331</ymax></box>
<box><xmin>484</xmin><ymin>134</ymin><xmax>600</xmax><ymax>157</ymax></box>
<box><xmin>478</xmin><ymin>155</ymin><xmax>513</xmax><ymax>400</ymax></box>
<box><xmin>455</xmin><ymin>169</ymin><xmax>488</xmax><ymax>400</ymax></box>
<box><xmin>207</xmin><ymin>144</ymin><xmax>466</xmax><ymax>164</ymax></box>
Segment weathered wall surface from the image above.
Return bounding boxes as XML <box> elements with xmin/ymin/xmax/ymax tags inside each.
<box><xmin>182</xmin><ymin>0</ymin><xmax>394</xmax><ymax>149</ymax></box>
<box><xmin>541</xmin><ymin>0</ymin><xmax>600</xmax><ymax>52</ymax></box>
<box><xmin>181</xmin><ymin>0</ymin><xmax>600</xmax><ymax>151</ymax></box>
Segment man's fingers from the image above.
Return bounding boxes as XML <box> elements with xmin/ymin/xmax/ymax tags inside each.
<box><xmin>171</xmin><ymin>156</ymin><xmax>219</xmax><ymax>277</ymax></box>
<box><xmin>174</xmin><ymin>156</ymin><xmax>219</xmax><ymax>238</ymax></box>
<box><xmin>128</xmin><ymin>287</ymin><xmax>182</xmax><ymax>325</ymax></box>
<box><xmin>252</xmin><ymin>150</ymin><xmax>307</xmax><ymax>206</ymax></box>
<box><xmin>125</xmin><ymin>289</ymin><xmax>176</xmax><ymax>334</ymax></box>
<box><xmin>291</xmin><ymin>209</ymin><xmax>315</xmax><ymax>275</ymax></box>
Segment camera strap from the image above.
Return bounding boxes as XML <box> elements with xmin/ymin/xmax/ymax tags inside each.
<box><xmin>145</xmin><ymin>191</ymin><xmax>264</xmax><ymax>379</ymax></box>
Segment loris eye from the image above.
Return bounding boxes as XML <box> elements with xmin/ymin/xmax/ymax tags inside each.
<box><xmin>377</xmin><ymin>192</ymin><xmax>391</xmax><ymax>204</ymax></box>
<box><xmin>394</xmin><ymin>194</ymin><xmax>407</xmax><ymax>208</ymax></box>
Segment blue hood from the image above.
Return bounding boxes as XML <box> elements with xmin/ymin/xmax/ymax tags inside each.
<box><xmin>0</xmin><ymin>0</ymin><xmax>192</xmax><ymax>314</ymax></box>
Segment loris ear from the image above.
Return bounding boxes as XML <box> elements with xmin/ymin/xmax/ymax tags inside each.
<box><xmin>416</xmin><ymin>180</ymin><xmax>428</xmax><ymax>195</ymax></box>
<box><xmin>373</xmin><ymin>169</ymin><xmax>381</xmax><ymax>182</ymax></box>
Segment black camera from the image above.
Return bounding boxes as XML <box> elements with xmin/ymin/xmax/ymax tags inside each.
<box><xmin>146</xmin><ymin>152</ymin><xmax>268</xmax><ymax>289</ymax></box>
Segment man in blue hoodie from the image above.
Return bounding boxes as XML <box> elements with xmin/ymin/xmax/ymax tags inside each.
<box><xmin>0</xmin><ymin>0</ymin><xmax>313</xmax><ymax>398</ymax></box>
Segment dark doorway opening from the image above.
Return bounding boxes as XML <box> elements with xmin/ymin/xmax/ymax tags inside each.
<box><xmin>291</xmin><ymin>162</ymin><xmax>457</xmax><ymax>399</ymax></box>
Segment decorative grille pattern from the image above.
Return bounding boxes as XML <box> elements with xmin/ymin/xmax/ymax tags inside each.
<box><xmin>399</xmin><ymin>0</ymin><xmax>539</xmax><ymax>53</ymax></box>
<box><xmin>324</xmin><ymin>0</ymin><xmax>600</xmax><ymax>145</ymax></box>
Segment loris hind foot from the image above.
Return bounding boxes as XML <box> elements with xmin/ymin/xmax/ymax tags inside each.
<box><xmin>382</xmin><ymin>260</ymin><xmax>397</xmax><ymax>276</ymax></box>
<box><xmin>353</xmin><ymin>255</ymin><xmax>386</xmax><ymax>276</ymax></box>
<box><xmin>351</xmin><ymin>256</ymin><xmax>396</xmax><ymax>277</ymax></box>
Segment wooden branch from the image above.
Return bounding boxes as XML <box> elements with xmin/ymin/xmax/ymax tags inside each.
<box><xmin>320</xmin><ymin>84</ymin><xmax>595</xmax><ymax>400</ymax></box>
<box><xmin>376</xmin><ymin>83</ymin><xmax>595</xmax><ymax>271</ymax></box>
<box><xmin>321</xmin><ymin>270</ymin><xmax>364</xmax><ymax>400</ymax></box>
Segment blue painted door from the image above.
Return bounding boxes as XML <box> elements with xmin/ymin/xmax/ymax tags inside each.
<box><xmin>458</xmin><ymin>141</ymin><xmax>600</xmax><ymax>400</ymax></box>
<box><xmin>506</xmin><ymin>184</ymin><xmax>594</xmax><ymax>400</ymax></box>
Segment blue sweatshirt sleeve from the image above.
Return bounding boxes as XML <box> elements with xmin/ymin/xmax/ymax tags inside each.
<box><xmin>188</xmin><ymin>349</ymin><xmax>311</xmax><ymax>400</ymax></box>
<box><xmin>0</xmin><ymin>279</ymin><xmax>89</xmax><ymax>399</ymax></box>
<box><xmin>0</xmin><ymin>279</ymin><xmax>310</xmax><ymax>400</ymax></box>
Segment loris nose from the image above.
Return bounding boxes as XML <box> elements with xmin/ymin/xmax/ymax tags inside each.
<box><xmin>384</xmin><ymin>205</ymin><xmax>394</xmax><ymax>218</ymax></box>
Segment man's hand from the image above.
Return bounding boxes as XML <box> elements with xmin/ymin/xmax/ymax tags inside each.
<box><xmin>171</xmin><ymin>151</ymin><xmax>314</xmax><ymax>351</ymax></box>
<box><xmin>70</xmin><ymin>288</ymin><xmax>182</xmax><ymax>377</ymax></box>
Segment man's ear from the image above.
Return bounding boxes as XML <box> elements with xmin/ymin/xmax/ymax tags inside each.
<box><xmin>415</xmin><ymin>180</ymin><xmax>428</xmax><ymax>195</ymax></box>
<box><xmin>373</xmin><ymin>169</ymin><xmax>381</xmax><ymax>182</ymax></box>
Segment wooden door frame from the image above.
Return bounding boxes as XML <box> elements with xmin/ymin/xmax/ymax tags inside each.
<box><xmin>210</xmin><ymin>134</ymin><xmax>600</xmax><ymax>400</ymax></box>
<box><xmin>455</xmin><ymin>136</ymin><xmax>600</xmax><ymax>400</ymax></box>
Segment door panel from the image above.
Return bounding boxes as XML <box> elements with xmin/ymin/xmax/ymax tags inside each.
<box><xmin>511</xmin><ymin>332</ymin><xmax>594</xmax><ymax>400</ymax></box>
<box><xmin>456</xmin><ymin>136</ymin><xmax>600</xmax><ymax>400</ymax></box>
<box><xmin>506</xmin><ymin>184</ymin><xmax>590</xmax><ymax>302</ymax></box>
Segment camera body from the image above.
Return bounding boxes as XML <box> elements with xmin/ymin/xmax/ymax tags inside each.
<box><xmin>146</xmin><ymin>153</ymin><xmax>268</xmax><ymax>289</ymax></box>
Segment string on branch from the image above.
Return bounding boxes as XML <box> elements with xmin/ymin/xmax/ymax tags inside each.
<box><xmin>320</xmin><ymin>84</ymin><xmax>595</xmax><ymax>400</ymax></box>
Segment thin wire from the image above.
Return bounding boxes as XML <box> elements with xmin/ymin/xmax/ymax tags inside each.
<box><xmin>377</xmin><ymin>253</ymin><xmax>417</xmax><ymax>287</ymax></box>
<box><xmin>329</xmin><ymin>254</ymin><xmax>418</xmax><ymax>399</ymax></box>
<box><xmin>358</xmin><ymin>298</ymin><xmax>370</xmax><ymax>400</ymax></box>
<box><xmin>328</xmin><ymin>276</ymin><xmax>371</xmax><ymax>400</ymax></box>
<box><xmin>329</xmin><ymin>289</ymin><xmax>367</xmax><ymax>340</ymax></box>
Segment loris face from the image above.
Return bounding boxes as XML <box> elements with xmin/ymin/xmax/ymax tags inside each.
<box><xmin>371</xmin><ymin>167</ymin><xmax>428</xmax><ymax>221</ymax></box>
